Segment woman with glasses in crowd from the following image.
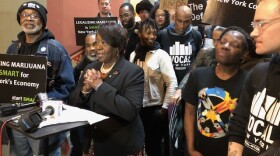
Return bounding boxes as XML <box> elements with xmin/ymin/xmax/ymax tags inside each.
<box><xmin>150</xmin><ymin>4</ymin><xmax>170</xmax><ymax>30</ymax></box>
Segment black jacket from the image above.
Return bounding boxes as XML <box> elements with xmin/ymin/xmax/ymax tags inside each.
<box><xmin>228</xmin><ymin>55</ymin><xmax>280</xmax><ymax>155</ymax></box>
<box><xmin>69</xmin><ymin>56</ymin><xmax>145</xmax><ymax>155</ymax></box>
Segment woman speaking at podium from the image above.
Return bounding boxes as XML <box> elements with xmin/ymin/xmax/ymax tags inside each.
<box><xmin>69</xmin><ymin>22</ymin><xmax>145</xmax><ymax>156</ymax></box>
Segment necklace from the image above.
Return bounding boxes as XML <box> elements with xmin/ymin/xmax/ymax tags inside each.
<box><xmin>100</xmin><ymin>61</ymin><xmax>116</xmax><ymax>74</ymax></box>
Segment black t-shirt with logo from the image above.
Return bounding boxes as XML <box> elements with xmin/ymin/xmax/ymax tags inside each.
<box><xmin>183</xmin><ymin>66</ymin><xmax>247</xmax><ymax>156</ymax></box>
<box><xmin>158</xmin><ymin>28</ymin><xmax>201</xmax><ymax>83</ymax></box>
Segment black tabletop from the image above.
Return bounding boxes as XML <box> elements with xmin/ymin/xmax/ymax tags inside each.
<box><xmin>0</xmin><ymin>103</ymin><xmax>88</xmax><ymax>140</ymax></box>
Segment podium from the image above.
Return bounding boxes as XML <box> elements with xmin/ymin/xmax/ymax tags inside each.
<box><xmin>0</xmin><ymin>103</ymin><xmax>91</xmax><ymax>156</ymax></box>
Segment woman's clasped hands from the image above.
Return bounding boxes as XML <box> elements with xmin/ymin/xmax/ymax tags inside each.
<box><xmin>82</xmin><ymin>68</ymin><xmax>103</xmax><ymax>93</ymax></box>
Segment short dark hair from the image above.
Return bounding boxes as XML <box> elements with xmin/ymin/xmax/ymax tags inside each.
<box><xmin>138</xmin><ymin>18</ymin><xmax>158</xmax><ymax>33</ymax></box>
<box><xmin>220</xmin><ymin>26</ymin><xmax>253</xmax><ymax>52</ymax></box>
<box><xmin>119</xmin><ymin>3</ymin><xmax>135</xmax><ymax>12</ymax></box>
<box><xmin>136</xmin><ymin>0</ymin><xmax>154</xmax><ymax>14</ymax></box>
<box><xmin>97</xmin><ymin>22</ymin><xmax>127</xmax><ymax>55</ymax></box>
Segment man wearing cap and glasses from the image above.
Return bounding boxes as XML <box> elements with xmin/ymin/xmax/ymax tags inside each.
<box><xmin>6</xmin><ymin>1</ymin><xmax>75</xmax><ymax>156</ymax></box>
<box><xmin>228</xmin><ymin>0</ymin><xmax>280</xmax><ymax>155</ymax></box>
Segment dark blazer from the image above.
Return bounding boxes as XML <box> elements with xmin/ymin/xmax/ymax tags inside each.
<box><xmin>69</xmin><ymin>56</ymin><xmax>145</xmax><ymax>156</ymax></box>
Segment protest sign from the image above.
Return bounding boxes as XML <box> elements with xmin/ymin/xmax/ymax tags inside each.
<box><xmin>159</xmin><ymin>0</ymin><xmax>207</xmax><ymax>25</ymax></box>
<box><xmin>202</xmin><ymin>0</ymin><xmax>256</xmax><ymax>32</ymax></box>
<box><xmin>0</xmin><ymin>54</ymin><xmax>47</xmax><ymax>103</ymax></box>
<box><xmin>159</xmin><ymin>0</ymin><xmax>188</xmax><ymax>11</ymax></box>
<box><xmin>74</xmin><ymin>17</ymin><xmax>118</xmax><ymax>46</ymax></box>
<box><xmin>188</xmin><ymin>0</ymin><xmax>207</xmax><ymax>25</ymax></box>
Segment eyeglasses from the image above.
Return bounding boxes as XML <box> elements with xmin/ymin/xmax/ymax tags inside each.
<box><xmin>219</xmin><ymin>39</ymin><xmax>243</xmax><ymax>49</ymax></box>
<box><xmin>252</xmin><ymin>17</ymin><xmax>280</xmax><ymax>31</ymax></box>
<box><xmin>19</xmin><ymin>12</ymin><xmax>40</xmax><ymax>20</ymax></box>
<box><xmin>155</xmin><ymin>14</ymin><xmax>165</xmax><ymax>18</ymax></box>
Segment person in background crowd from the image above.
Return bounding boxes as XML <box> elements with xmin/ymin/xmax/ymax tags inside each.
<box><xmin>6</xmin><ymin>1</ymin><xmax>75</xmax><ymax>155</ymax></box>
<box><xmin>172</xmin><ymin>26</ymin><xmax>226</xmax><ymax>103</ymax></box>
<box><xmin>228</xmin><ymin>0</ymin><xmax>280</xmax><ymax>155</ymax></box>
<box><xmin>157</xmin><ymin>5</ymin><xmax>203</xmax><ymax>84</ymax></box>
<box><xmin>212</xmin><ymin>26</ymin><xmax>227</xmax><ymax>48</ymax></box>
<box><xmin>150</xmin><ymin>4</ymin><xmax>170</xmax><ymax>30</ymax></box>
<box><xmin>70</xmin><ymin>32</ymin><xmax>97</xmax><ymax>156</ymax></box>
<box><xmin>119</xmin><ymin>3</ymin><xmax>140</xmax><ymax>60</ymax></box>
<box><xmin>97</xmin><ymin>0</ymin><xmax>112</xmax><ymax>17</ymax></box>
<box><xmin>204</xmin><ymin>26</ymin><xmax>225</xmax><ymax>48</ymax></box>
<box><xmin>204</xmin><ymin>25</ymin><xmax>215</xmax><ymax>39</ymax></box>
<box><xmin>172</xmin><ymin>24</ymin><xmax>269</xmax><ymax>105</ymax></box>
<box><xmin>168</xmin><ymin>26</ymin><xmax>225</xmax><ymax>156</ymax></box>
<box><xmin>130</xmin><ymin>19</ymin><xmax>178</xmax><ymax>156</ymax></box>
<box><xmin>136</xmin><ymin>0</ymin><xmax>154</xmax><ymax>22</ymax></box>
<box><xmin>69</xmin><ymin>22</ymin><xmax>145</xmax><ymax>156</ymax></box>
<box><xmin>73</xmin><ymin>32</ymin><xmax>98</xmax><ymax>83</ymax></box>
<box><xmin>184</xmin><ymin>26</ymin><xmax>252</xmax><ymax>156</ymax></box>
<box><xmin>158</xmin><ymin>9</ymin><xmax>202</xmax><ymax>153</ymax></box>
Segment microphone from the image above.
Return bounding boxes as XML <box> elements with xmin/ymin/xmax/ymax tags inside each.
<box><xmin>17</xmin><ymin>99</ymin><xmax>63</xmax><ymax>132</ymax></box>
<box><xmin>18</xmin><ymin>105</ymin><xmax>55</xmax><ymax>132</ymax></box>
<box><xmin>40</xmin><ymin>105</ymin><xmax>55</xmax><ymax>117</ymax></box>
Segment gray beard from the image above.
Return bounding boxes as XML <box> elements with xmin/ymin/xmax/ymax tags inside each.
<box><xmin>86</xmin><ymin>55</ymin><xmax>98</xmax><ymax>62</ymax></box>
<box><xmin>21</xmin><ymin>23</ymin><xmax>43</xmax><ymax>35</ymax></box>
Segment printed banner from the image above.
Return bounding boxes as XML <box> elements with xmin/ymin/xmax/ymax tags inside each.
<box><xmin>202</xmin><ymin>0</ymin><xmax>256</xmax><ymax>32</ymax></box>
<box><xmin>160</xmin><ymin>0</ymin><xmax>188</xmax><ymax>11</ymax></box>
<box><xmin>188</xmin><ymin>0</ymin><xmax>207</xmax><ymax>25</ymax></box>
<box><xmin>74</xmin><ymin>17</ymin><xmax>118</xmax><ymax>46</ymax></box>
<box><xmin>159</xmin><ymin>0</ymin><xmax>207</xmax><ymax>26</ymax></box>
<box><xmin>0</xmin><ymin>54</ymin><xmax>47</xmax><ymax>103</ymax></box>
